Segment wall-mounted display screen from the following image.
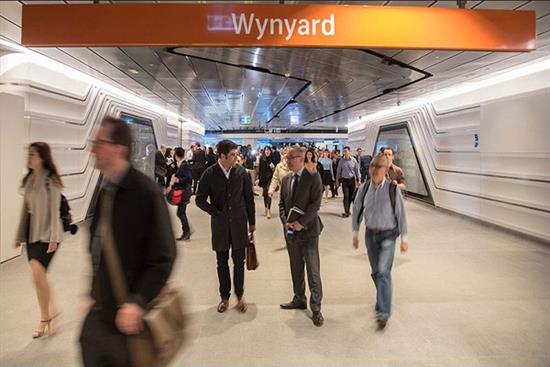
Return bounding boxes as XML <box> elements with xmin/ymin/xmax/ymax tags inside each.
<box><xmin>374</xmin><ymin>124</ymin><xmax>432</xmax><ymax>203</ymax></box>
<box><xmin>120</xmin><ymin>113</ymin><xmax>157</xmax><ymax>181</ymax></box>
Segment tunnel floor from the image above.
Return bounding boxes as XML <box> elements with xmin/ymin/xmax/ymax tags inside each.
<box><xmin>1</xmin><ymin>194</ymin><xmax>549</xmax><ymax>367</ymax></box>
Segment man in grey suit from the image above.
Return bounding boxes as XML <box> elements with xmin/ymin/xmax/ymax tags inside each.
<box><xmin>278</xmin><ymin>146</ymin><xmax>325</xmax><ymax>327</ymax></box>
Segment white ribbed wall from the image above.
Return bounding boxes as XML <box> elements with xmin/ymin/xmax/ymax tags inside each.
<box><xmin>0</xmin><ymin>52</ymin><xmax>204</xmax><ymax>226</ymax></box>
<box><xmin>349</xmin><ymin>69</ymin><xmax>550</xmax><ymax>241</ymax></box>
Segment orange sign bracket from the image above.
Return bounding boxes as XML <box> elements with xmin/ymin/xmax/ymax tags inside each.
<box><xmin>21</xmin><ymin>4</ymin><xmax>536</xmax><ymax>51</ymax></box>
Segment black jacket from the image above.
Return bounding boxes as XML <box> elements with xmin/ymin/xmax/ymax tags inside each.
<box><xmin>258</xmin><ymin>155</ymin><xmax>275</xmax><ymax>188</ymax></box>
<box><xmin>192</xmin><ymin>148</ymin><xmax>206</xmax><ymax>170</ymax></box>
<box><xmin>89</xmin><ymin>167</ymin><xmax>176</xmax><ymax>322</ymax></box>
<box><xmin>195</xmin><ymin>163</ymin><xmax>255</xmax><ymax>251</ymax></box>
<box><xmin>279</xmin><ymin>168</ymin><xmax>324</xmax><ymax>241</ymax></box>
<box><xmin>205</xmin><ymin>152</ymin><xmax>218</xmax><ymax>168</ymax></box>
<box><xmin>173</xmin><ymin>161</ymin><xmax>193</xmax><ymax>188</ymax></box>
<box><xmin>154</xmin><ymin>150</ymin><xmax>167</xmax><ymax>177</ymax></box>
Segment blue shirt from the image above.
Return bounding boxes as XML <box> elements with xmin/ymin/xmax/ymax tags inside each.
<box><xmin>336</xmin><ymin>156</ymin><xmax>360</xmax><ymax>180</ymax></box>
<box><xmin>318</xmin><ymin>157</ymin><xmax>333</xmax><ymax>172</ymax></box>
<box><xmin>352</xmin><ymin>178</ymin><xmax>408</xmax><ymax>241</ymax></box>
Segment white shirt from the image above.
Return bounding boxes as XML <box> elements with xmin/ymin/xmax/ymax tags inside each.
<box><xmin>218</xmin><ymin>161</ymin><xmax>232</xmax><ymax>180</ymax></box>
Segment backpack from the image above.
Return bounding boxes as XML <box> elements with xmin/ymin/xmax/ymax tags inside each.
<box><xmin>355</xmin><ymin>179</ymin><xmax>397</xmax><ymax>230</ymax></box>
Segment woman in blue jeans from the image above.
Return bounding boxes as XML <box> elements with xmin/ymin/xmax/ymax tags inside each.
<box><xmin>172</xmin><ymin>147</ymin><xmax>193</xmax><ymax>241</ymax></box>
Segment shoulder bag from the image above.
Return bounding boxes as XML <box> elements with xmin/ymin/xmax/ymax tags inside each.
<box><xmin>100</xmin><ymin>196</ymin><xmax>186</xmax><ymax>367</ymax></box>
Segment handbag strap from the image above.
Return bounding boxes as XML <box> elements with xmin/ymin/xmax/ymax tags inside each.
<box><xmin>100</xmin><ymin>193</ymin><xmax>129</xmax><ymax>307</ymax></box>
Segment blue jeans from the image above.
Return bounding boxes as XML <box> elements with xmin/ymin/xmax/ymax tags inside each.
<box><xmin>365</xmin><ymin>227</ymin><xmax>399</xmax><ymax>320</ymax></box>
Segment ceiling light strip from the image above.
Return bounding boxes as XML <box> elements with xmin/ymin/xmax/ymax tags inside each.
<box><xmin>0</xmin><ymin>38</ymin><xmax>204</xmax><ymax>134</ymax></box>
<box><xmin>347</xmin><ymin>56</ymin><xmax>550</xmax><ymax>130</ymax></box>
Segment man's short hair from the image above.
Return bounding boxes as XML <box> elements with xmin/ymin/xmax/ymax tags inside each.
<box><xmin>371</xmin><ymin>153</ymin><xmax>389</xmax><ymax>167</ymax></box>
<box><xmin>343</xmin><ymin>146</ymin><xmax>351</xmax><ymax>151</ymax></box>
<box><xmin>101</xmin><ymin>116</ymin><xmax>133</xmax><ymax>161</ymax></box>
<box><xmin>382</xmin><ymin>147</ymin><xmax>394</xmax><ymax>155</ymax></box>
<box><xmin>216</xmin><ymin>139</ymin><xmax>238</xmax><ymax>157</ymax></box>
<box><xmin>356</xmin><ymin>147</ymin><xmax>363</xmax><ymax>151</ymax></box>
<box><xmin>196</xmin><ymin>143</ymin><xmax>201</xmax><ymax>148</ymax></box>
<box><xmin>287</xmin><ymin>146</ymin><xmax>306</xmax><ymax>159</ymax></box>
<box><xmin>174</xmin><ymin>147</ymin><xmax>185</xmax><ymax>158</ymax></box>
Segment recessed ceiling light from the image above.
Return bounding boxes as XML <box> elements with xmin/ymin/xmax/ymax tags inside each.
<box><xmin>128</xmin><ymin>69</ymin><xmax>139</xmax><ymax>74</ymax></box>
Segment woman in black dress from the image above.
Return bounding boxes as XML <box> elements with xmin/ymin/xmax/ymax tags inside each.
<box><xmin>15</xmin><ymin>142</ymin><xmax>63</xmax><ymax>338</ymax></box>
<box><xmin>258</xmin><ymin>146</ymin><xmax>275</xmax><ymax>219</ymax></box>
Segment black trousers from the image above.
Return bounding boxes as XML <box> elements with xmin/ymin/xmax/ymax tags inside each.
<box><xmin>216</xmin><ymin>247</ymin><xmax>246</xmax><ymax>300</ymax></box>
<box><xmin>176</xmin><ymin>203</ymin><xmax>190</xmax><ymax>236</ymax></box>
<box><xmin>330</xmin><ymin>179</ymin><xmax>339</xmax><ymax>197</ymax></box>
<box><xmin>262</xmin><ymin>185</ymin><xmax>272</xmax><ymax>209</ymax></box>
<box><xmin>192</xmin><ymin>168</ymin><xmax>205</xmax><ymax>194</ymax></box>
<box><xmin>341</xmin><ymin>177</ymin><xmax>356</xmax><ymax>215</ymax></box>
<box><xmin>155</xmin><ymin>175</ymin><xmax>165</xmax><ymax>188</ymax></box>
<box><xmin>285</xmin><ymin>236</ymin><xmax>323</xmax><ymax>312</ymax></box>
<box><xmin>80</xmin><ymin>309</ymin><xmax>131</xmax><ymax>367</ymax></box>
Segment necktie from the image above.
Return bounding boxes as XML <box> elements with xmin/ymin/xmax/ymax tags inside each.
<box><xmin>291</xmin><ymin>173</ymin><xmax>299</xmax><ymax>202</ymax></box>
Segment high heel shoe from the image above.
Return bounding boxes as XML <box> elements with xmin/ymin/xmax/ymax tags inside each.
<box><xmin>32</xmin><ymin>319</ymin><xmax>51</xmax><ymax>339</ymax></box>
<box><xmin>32</xmin><ymin>312</ymin><xmax>62</xmax><ymax>339</ymax></box>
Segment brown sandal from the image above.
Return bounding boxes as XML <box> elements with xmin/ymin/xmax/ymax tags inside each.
<box><xmin>217</xmin><ymin>299</ymin><xmax>229</xmax><ymax>313</ymax></box>
<box><xmin>236</xmin><ymin>298</ymin><xmax>248</xmax><ymax>313</ymax></box>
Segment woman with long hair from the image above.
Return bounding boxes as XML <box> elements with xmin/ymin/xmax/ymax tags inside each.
<box><xmin>15</xmin><ymin>142</ymin><xmax>63</xmax><ymax>338</ymax></box>
<box><xmin>318</xmin><ymin>149</ymin><xmax>335</xmax><ymax>203</ymax></box>
<box><xmin>305</xmin><ymin>148</ymin><xmax>320</xmax><ymax>173</ymax></box>
<box><xmin>258</xmin><ymin>146</ymin><xmax>275</xmax><ymax>219</ymax></box>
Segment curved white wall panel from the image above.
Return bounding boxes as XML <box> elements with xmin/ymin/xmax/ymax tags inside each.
<box><xmin>0</xmin><ymin>52</ymin><xmax>204</xmax><ymax>228</ymax></box>
<box><xmin>349</xmin><ymin>72</ymin><xmax>550</xmax><ymax>241</ymax></box>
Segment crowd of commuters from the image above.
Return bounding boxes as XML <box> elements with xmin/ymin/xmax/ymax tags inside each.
<box><xmin>14</xmin><ymin>116</ymin><xmax>410</xmax><ymax>366</ymax></box>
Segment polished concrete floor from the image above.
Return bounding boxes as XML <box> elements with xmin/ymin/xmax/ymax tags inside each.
<box><xmin>1</xmin><ymin>193</ymin><xmax>549</xmax><ymax>367</ymax></box>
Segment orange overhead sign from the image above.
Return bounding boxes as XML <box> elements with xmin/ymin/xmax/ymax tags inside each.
<box><xmin>21</xmin><ymin>4</ymin><xmax>536</xmax><ymax>51</ymax></box>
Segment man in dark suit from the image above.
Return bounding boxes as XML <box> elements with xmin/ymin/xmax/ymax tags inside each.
<box><xmin>278</xmin><ymin>146</ymin><xmax>325</xmax><ymax>327</ymax></box>
<box><xmin>80</xmin><ymin>117</ymin><xmax>176</xmax><ymax>367</ymax></box>
<box><xmin>154</xmin><ymin>145</ymin><xmax>167</xmax><ymax>187</ymax></box>
<box><xmin>191</xmin><ymin>143</ymin><xmax>206</xmax><ymax>195</ymax></box>
<box><xmin>196</xmin><ymin>139</ymin><xmax>256</xmax><ymax>314</ymax></box>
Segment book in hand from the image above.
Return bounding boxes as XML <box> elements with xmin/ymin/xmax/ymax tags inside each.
<box><xmin>286</xmin><ymin>206</ymin><xmax>305</xmax><ymax>237</ymax></box>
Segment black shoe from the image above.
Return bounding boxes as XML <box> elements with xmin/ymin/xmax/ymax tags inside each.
<box><xmin>182</xmin><ymin>233</ymin><xmax>191</xmax><ymax>241</ymax></box>
<box><xmin>280</xmin><ymin>301</ymin><xmax>307</xmax><ymax>310</ymax></box>
<box><xmin>312</xmin><ymin>311</ymin><xmax>324</xmax><ymax>327</ymax></box>
<box><xmin>342</xmin><ymin>212</ymin><xmax>350</xmax><ymax>218</ymax></box>
<box><xmin>376</xmin><ymin>316</ymin><xmax>388</xmax><ymax>330</ymax></box>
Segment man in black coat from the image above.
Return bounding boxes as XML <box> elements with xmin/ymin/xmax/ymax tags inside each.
<box><xmin>191</xmin><ymin>143</ymin><xmax>206</xmax><ymax>195</ymax></box>
<box><xmin>80</xmin><ymin>117</ymin><xmax>176</xmax><ymax>367</ymax></box>
<box><xmin>196</xmin><ymin>139</ymin><xmax>256</xmax><ymax>314</ymax></box>
<box><xmin>278</xmin><ymin>146</ymin><xmax>325</xmax><ymax>327</ymax></box>
<box><xmin>154</xmin><ymin>145</ymin><xmax>167</xmax><ymax>187</ymax></box>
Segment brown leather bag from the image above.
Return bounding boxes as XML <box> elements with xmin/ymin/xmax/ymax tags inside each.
<box><xmin>246</xmin><ymin>234</ymin><xmax>259</xmax><ymax>271</ymax></box>
<box><xmin>101</xmin><ymin>197</ymin><xmax>186</xmax><ymax>367</ymax></box>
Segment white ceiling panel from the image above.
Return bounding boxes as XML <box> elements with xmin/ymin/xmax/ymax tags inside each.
<box><xmin>433</xmin><ymin>0</ymin><xmax>481</xmax><ymax>8</ymax></box>
<box><xmin>473</xmin><ymin>1</ymin><xmax>528</xmax><ymax>10</ymax></box>
<box><xmin>518</xmin><ymin>1</ymin><xmax>550</xmax><ymax>18</ymax></box>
